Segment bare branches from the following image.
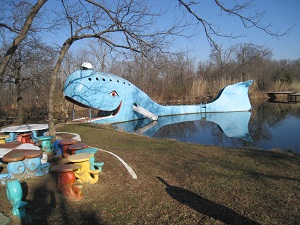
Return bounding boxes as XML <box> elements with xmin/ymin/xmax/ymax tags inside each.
<box><xmin>178</xmin><ymin>0</ymin><xmax>293</xmax><ymax>51</ymax></box>
<box><xmin>214</xmin><ymin>0</ymin><xmax>290</xmax><ymax>36</ymax></box>
<box><xmin>84</xmin><ymin>0</ymin><xmax>154</xmax><ymax>55</ymax></box>
<box><xmin>178</xmin><ymin>0</ymin><xmax>220</xmax><ymax>50</ymax></box>
<box><xmin>0</xmin><ymin>0</ymin><xmax>48</xmax><ymax>82</ymax></box>
<box><xmin>0</xmin><ymin>23</ymin><xmax>20</xmax><ymax>33</ymax></box>
<box><xmin>54</xmin><ymin>0</ymin><xmax>174</xmax><ymax>59</ymax></box>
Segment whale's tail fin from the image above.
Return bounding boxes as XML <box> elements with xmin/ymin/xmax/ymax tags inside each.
<box><xmin>205</xmin><ymin>80</ymin><xmax>253</xmax><ymax>112</ymax></box>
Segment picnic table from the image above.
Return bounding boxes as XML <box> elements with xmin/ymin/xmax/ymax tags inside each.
<box><xmin>0</xmin><ymin>124</ymin><xmax>48</xmax><ymax>133</ymax></box>
<box><xmin>0</xmin><ymin>142</ymin><xmax>39</xmax><ymax>158</ymax></box>
<box><xmin>58</xmin><ymin>138</ymin><xmax>77</xmax><ymax>157</ymax></box>
<box><xmin>0</xmin><ymin>124</ymin><xmax>49</xmax><ymax>143</ymax></box>
<box><xmin>50</xmin><ymin>164</ymin><xmax>83</xmax><ymax>200</ymax></box>
<box><xmin>67</xmin><ymin>142</ymin><xmax>88</xmax><ymax>155</ymax></box>
<box><xmin>17</xmin><ymin>132</ymin><xmax>32</xmax><ymax>143</ymax></box>
<box><xmin>0</xmin><ymin>148</ymin><xmax>50</xmax><ymax>184</ymax></box>
<box><xmin>37</xmin><ymin>135</ymin><xmax>54</xmax><ymax>152</ymax></box>
<box><xmin>68</xmin><ymin>153</ymin><xmax>100</xmax><ymax>184</ymax></box>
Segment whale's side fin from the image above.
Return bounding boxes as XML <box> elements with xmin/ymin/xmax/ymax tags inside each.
<box><xmin>133</xmin><ymin>103</ymin><xmax>158</xmax><ymax>121</ymax></box>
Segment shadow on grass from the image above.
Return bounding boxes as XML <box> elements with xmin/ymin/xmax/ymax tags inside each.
<box><xmin>22</xmin><ymin>179</ymin><xmax>56</xmax><ymax>225</ymax></box>
<box><xmin>157</xmin><ymin>177</ymin><xmax>260</xmax><ymax>225</ymax></box>
<box><xmin>21</xmin><ymin>170</ymin><xmax>106</xmax><ymax>225</ymax></box>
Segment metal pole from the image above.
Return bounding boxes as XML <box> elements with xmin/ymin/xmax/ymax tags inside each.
<box><xmin>89</xmin><ymin>108</ymin><xmax>92</xmax><ymax>122</ymax></box>
<box><xmin>72</xmin><ymin>104</ymin><xmax>75</xmax><ymax>121</ymax></box>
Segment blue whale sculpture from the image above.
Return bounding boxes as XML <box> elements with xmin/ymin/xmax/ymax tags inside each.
<box><xmin>64</xmin><ymin>69</ymin><xmax>253</xmax><ymax>124</ymax></box>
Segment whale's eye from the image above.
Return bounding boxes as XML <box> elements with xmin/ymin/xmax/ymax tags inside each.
<box><xmin>110</xmin><ymin>90</ymin><xmax>118</xmax><ymax>97</ymax></box>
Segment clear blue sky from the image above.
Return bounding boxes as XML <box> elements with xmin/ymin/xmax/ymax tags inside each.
<box><xmin>45</xmin><ymin>0</ymin><xmax>300</xmax><ymax>62</ymax></box>
<box><xmin>155</xmin><ymin>0</ymin><xmax>300</xmax><ymax>62</ymax></box>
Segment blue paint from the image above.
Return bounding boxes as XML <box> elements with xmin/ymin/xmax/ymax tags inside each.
<box><xmin>6</xmin><ymin>180</ymin><xmax>27</xmax><ymax>218</ymax></box>
<box><xmin>112</xmin><ymin>111</ymin><xmax>252</xmax><ymax>142</ymax></box>
<box><xmin>64</xmin><ymin>69</ymin><xmax>253</xmax><ymax>124</ymax></box>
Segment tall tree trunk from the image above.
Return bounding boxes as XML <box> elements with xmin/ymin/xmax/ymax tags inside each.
<box><xmin>48</xmin><ymin>41</ymin><xmax>72</xmax><ymax>136</ymax></box>
<box><xmin>15</xmin><ymin>59</ymin><xmax>23</xmax><ymax>124</ymax></box>
<box><xmin>16</xmin><ymin>88</ymin><xmax>24</xmax><ymax>124</ymax></box>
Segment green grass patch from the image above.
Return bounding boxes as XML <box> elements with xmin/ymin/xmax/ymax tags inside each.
<box><xmin>12</xmin><ymin>123</ymin><xmax>299</xmax><ymax>224</ymax></box>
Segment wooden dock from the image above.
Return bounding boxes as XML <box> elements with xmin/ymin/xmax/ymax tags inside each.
<box><xmin>266</xmin><ymin>91</ymin><xmax>300</xmax><ymax>102</ymax></box>
<box><xmin>289</xmin><ymin>93</ymin><xmax>300</xmax><ymax>102</ymax></box>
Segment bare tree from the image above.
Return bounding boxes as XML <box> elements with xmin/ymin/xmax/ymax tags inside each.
<box><xmin>2</xmin><ymin>38</ymin><xmax>55</xmax><ymax>124</ymax></box>
<box><xmin>235</xmin><ymin>43</ymin><xmax>272</xmax><ymax>82</ymax></box>
<box><xmin>86</xmin><ymin>40</ymin><xmax>111</xmax><ymax>71</ymax></box>
<box><xmin>209</xmin><ymin>45</ymin><xmax>236</xmax><ymax>80</ymax></box>
<box><xmin>47</xmin><ymin>0</ymin><xmax>184</xmax><ymax>135</ymax></box>
<box><xmin>0</xmin><ymin>0</ymin><xmax>47</xmax><ymax>83</ymax></box>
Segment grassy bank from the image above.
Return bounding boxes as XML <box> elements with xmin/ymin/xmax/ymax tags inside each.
<box><xmin>53</xmin><ymin>123</ymin><xmax>300</xmax><ymax>225</ymax></box>
<box><xmin>1</xmin><ymin>123</ymin><xmax>299</xmax><ymax>224</ymax></box>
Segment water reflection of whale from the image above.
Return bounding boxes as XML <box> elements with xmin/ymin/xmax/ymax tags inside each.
<box><xmin>112</xmin><ymin>111</ymin><xmax>252</xmax><ymax>142</ymax></box>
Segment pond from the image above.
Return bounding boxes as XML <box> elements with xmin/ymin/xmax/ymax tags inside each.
<box><xmin>111</xmin><ymin>101</ymin><xmax>300</xmax><ymax>154</ymax></box>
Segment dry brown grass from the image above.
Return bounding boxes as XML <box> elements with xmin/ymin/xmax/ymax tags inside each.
<box><xmin>266</xmin><ymin>80</ymin><xmax>300</xmax><ymax>93</ymax></box>
<box><xmin>1</xmin><ymin>123</ymin><xmax>299</xmax><ymax>224</ymax></box>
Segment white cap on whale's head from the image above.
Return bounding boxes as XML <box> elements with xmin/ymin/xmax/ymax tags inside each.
<box><xmin>80</xmin><ymin>62</ymin><xmax>93</xmax><ymax>70</ymax></box>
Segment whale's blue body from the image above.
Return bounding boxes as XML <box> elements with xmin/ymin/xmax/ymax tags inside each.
<box><xmin>63</xmin><ymin>69</ymin><xmax>253</xmax><ymax>124</ymax></box>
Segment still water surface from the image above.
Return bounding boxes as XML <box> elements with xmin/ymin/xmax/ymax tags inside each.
<box><xmin>111</xmin><ymin>101</ymin><xmax>300</xmax><ymax>154</ymax></box>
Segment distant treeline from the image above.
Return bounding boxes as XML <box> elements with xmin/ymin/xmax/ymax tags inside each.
<box><xmin>109</xmin><ymin>44</ymin><xmax>300</xmax><ymax>102</ymax></box>
<box><xmin>1</xmin><ymin>42</ymin><xmax>299</xmax><ymax>122</ymax></box>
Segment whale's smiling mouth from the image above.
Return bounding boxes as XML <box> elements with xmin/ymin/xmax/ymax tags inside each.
<box><xmin>65</xmin><ymin>96</ymin><xmax>122</xmax><ymax>119</ymax></box>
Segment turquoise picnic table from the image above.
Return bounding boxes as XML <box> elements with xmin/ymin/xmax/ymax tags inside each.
<box><xmin>37</xmin><ymin>135</ymin><xmax>54</xmax><ymax>152</ymax></box>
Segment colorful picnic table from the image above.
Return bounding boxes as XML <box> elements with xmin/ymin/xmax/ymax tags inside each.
<box><xmin>67</xmin><ymin>142</ymin><xmax>88</xmax><ymax>155</ymax></box>
<box><xmin>0</xmin><ymin>148</ymin><xmax>50</xmax><ymax>184</ymax></box>
<box><xmin>58</xmin><ymin>138</ymin><xmax>77</xmax><ymax>157</ymax></box>
<box><xmin>51</xmin><ymin>164</ymin><xmax>84</xmax><ymax>200</ymax></box>
<box><xmin>37</xmin><ymin>135</ymin><xmax>54</xmax><ymax>152</ymax></box>
<box><xmin>68</xmin><ymin>153</ymin><xmax>100</xmax><ymax>184</ymax></box>
<box><xmin>0</xmin><ymin>124</ymin><xmax>49</xmax><ymax>143</ymax></box>
<box><xmin>17</xmin><ymin>132</ymin><xmax>32</xmax><ymax>143</ymax></box>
